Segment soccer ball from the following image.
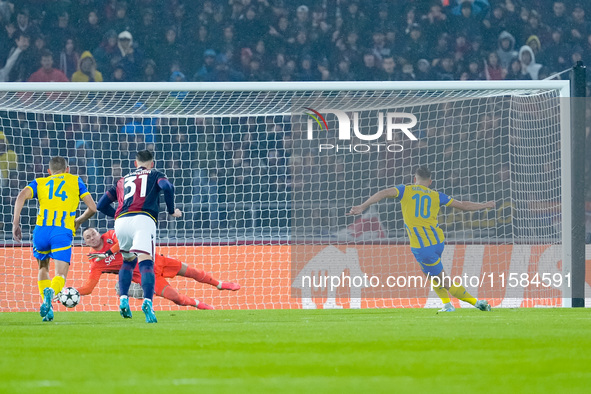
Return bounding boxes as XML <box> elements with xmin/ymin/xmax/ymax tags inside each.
<box><xmin>58</xmin><ymin>287</ymin><xmax>81</xmax><ymax>308</ymax></box>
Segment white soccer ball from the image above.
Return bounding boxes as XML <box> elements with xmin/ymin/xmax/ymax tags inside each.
<box><xmin>59</xmin><ymin>287</ymin><xmax>81</xmax><ymax>308</ymax></box>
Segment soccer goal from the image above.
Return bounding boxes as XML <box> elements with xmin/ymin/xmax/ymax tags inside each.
<box><xmin>0</xmin><ymin>80</ymin><xmax>583</xmax><ymax>312</ymax></box>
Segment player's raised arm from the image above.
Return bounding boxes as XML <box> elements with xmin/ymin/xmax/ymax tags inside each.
<box><xmin>96</xmin><ymin>187</ymin><xmax>117</xmax><ymax>217</ymax></box>
<box><xmin>348</xmin><ymin>187</ymin><xmax>400</xmax><ymax>216</ymax></box>
<box><xmin>449</xmin><ymin>200</ymin><xmax>496</xmax><ymax>211</ymax></box>
<box><xmin>73</xmin><ymin>177</ymin><xmax>97</xmax><ymax>231</ymax></box>
<box><xmin>75</xmin><ymin>194</ymin><xmax>97</xmax><ymax>231</ymax></box>
<box><xmin>12</xmin><ymin>186</ymin><xmax>34</xmax><ymax>242</ymax></box>
<box><xmin>158</xmin><ymin>178</ymin><xmax>182</xmax><ymax>217</ymax></box>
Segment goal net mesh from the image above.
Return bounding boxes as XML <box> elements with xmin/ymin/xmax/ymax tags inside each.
<box><xmin>0</xmin><ymin>86</ymin><xmax>568</xmax><ymax>312</ymax></box>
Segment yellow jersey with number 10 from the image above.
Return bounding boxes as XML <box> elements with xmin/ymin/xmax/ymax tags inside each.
<box><xmin>25</xmin><ymin>173</ymin><xmax>90</xmax><ymax>233</ymax></box>
<box><xmin>393</xmin><ymin>184</ymin><xmax>453</xmax><ymax>249</ymax></box>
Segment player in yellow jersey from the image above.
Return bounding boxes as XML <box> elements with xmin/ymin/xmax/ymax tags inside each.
<box><xmin>12</xmin><ymin>157</ymin><xmax>97</xmax><ymax>321</ymax></box>
<box><xmin>348</xmin><ymin>166</ymin><xmax>495</xmax><ymax>312</ymax></box>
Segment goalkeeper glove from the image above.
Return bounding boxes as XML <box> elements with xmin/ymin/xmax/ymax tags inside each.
<box><xmin>88</xmin><ymin>250</ymin><xmax>113</xmax><ymax>261</ymax></box>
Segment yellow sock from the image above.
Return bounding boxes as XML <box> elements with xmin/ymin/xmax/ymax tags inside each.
<box><xmin>432</xmin><ymin>285</ymin><xmax>451</xmax><ymax>304</ymax></box>
<box><xmin>38</xmin><ymin>279</ymin><xmax>51</xmax><ymax>298</ymax></box>
<box><xmin>50</xmin><ymin>275</ymin><xmax>66</xmax><ymax>295</ymax></box>
<box><xmin>449</xmin><ymin>284</ymin><xmax>477</xmax><ymax>306</ymax></box>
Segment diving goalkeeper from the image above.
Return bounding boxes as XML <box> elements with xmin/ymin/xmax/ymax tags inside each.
<box><xmin>348</xmin><ymin>166</ymin><xmax>494</xmax><ymax>312</ymax></box>
<box><xmin>79</xmin><ymin>228</ymin><xmax>241</xmax><ymax>309</ymax></box>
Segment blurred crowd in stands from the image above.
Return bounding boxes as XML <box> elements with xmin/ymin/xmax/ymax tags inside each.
<box><xmin>0</xmin><ymin>0</ymin><xmax>589</xmax><ymax>240</ymax></box>
<box><xmin>0</xmin><ymin>0</ymin><xmax>589</xmax><ymax>83</ymax></box>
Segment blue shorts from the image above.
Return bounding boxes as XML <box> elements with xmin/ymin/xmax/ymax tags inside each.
<box><xmin>411</xmin><ymin>242</ymin><xmax>445</xmax><ymax>276</ymax></box>
<box><xmin>32</xmin><ymin>226</ymin><xmax>73</xmax><ymax>263</ymax></box>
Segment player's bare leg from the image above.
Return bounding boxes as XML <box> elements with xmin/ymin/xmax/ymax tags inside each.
<box><xmin>177</xmin><ymin>263</ymin><xmax>240</xmax><ymax>291</ymax></box>
<box><xmin>431</xmin><ymin>270</ymin><xmax>490</xmax><ymax>312</ymax></box>
<box><xmin>155</xmin><ymin>278</ymin><xmax>213</xmax><ymax>310</ymax></box>
<box><xmin>138</xmin><ymin>253</ymin><xmax>157</xmax><ymax>323</ymax></box>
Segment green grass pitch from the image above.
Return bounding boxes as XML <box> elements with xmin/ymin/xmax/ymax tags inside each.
<box><xmin>1</xmin><ymin>308</ymin><xmax>590</xmax><ymax>393</ymax></box>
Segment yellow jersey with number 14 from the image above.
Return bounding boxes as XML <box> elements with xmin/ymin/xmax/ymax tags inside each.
<box><xmin>393</xmin><ymin>184</ymin><xmax>453</xmax><ymax>249</ymax></box>
<box><xmin>25</xmin><ymin>173</ymin><xmax>90</xmax><ymax>233</ymax></box>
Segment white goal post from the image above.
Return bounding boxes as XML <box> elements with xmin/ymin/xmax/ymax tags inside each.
<box><xmin>0</xmin><ymin>80</ymin><xmax>580</xmax><ymax>312</ymax></box>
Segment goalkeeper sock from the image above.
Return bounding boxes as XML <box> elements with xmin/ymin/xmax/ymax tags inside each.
<box><xmin>50</xmin><ymin>275</ymin><xmax>65</xmax><ymax>296</ymax></box>
<box><xmin>184</xmin><ymin>267</ymin><xmax>219</xmax><ymax>287</ymax></box>
<box><xmin>449</xmin><ymin>284</ymin><xmax>477</xmax><ymax>306</ymax></box>
<box><xmin>432</xmin><ymin>285</ymin><xmax>451</xmax><ymax>305</ymax></box>
<box><xmin>162</xmin><ymin>286</ymin><xmax>196</xmax><ymax>306</ymax></box>
<box><xmin>139</xmin><ymin>260</ymin><xmax>155</xmax><ymax>300</ymax></box>
<box><xmin>38</xmin><ymin>279</ymin><xmax>51</xmax><ymax>298</ymax></box>
<box><xmin>118</xmin><ymin>258</ymin><xmax>137</xmax><ymax>297</ymax></box>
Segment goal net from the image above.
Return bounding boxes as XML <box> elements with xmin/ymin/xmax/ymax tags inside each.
<box><xmin>0</xmin><ymin>81</ymin><xmax>578</xmax><ymax>313</ymax></box>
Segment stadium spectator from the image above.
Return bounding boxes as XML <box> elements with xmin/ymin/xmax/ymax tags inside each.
<box><xmin>110</xmin><ymin>63</ymin><xmax>128</xmax><ymax>82</ymax></box>
<box><xmin>415</xmin><ymin>59</ymin><xmax>433</xmax><ymax>81</ymax></box>
<box><xmin>506</xmin><ymin>57</ymin><xmax>531</xmax><ymax>80</ymax></box>
<box><xmin>59</xmin><ymin>38</ymin><xmax>80</xmax><ymax>80</ymax></box>
<box><xmin>377</xmin><ymin>55</ymin><xmax>401</xmax><ymax>81</ymax></box>
<box><xmin>78</xmin><ymin>10</ymin><xmax>103</xmax><ymax>53</ymax></box>
<box><xmin>484</xmin><ymin>52</ymin><xmax>505</xmax><ymax>80</ymax></box>
<box><xmin>93</xmin><ymin>29</ymin><xmax>119</xmax><ymax>77</ymax></box>
<box><xmin>29</xmin><ymin>34</ymin><xmax>49</xmax><ymax>71</ymax></box>
<box><xmin>422</xmin><ymin>3</ymin><xmax>449</xmax><ymax>40</ymax></box>
<box><xmin>525</xmin><ymin>35</ymin><xmax>542</xmax><ymax>59</ymax></box>
<box><xmin>569</xmin><ymin>4</ymin><xmax>590</xmax><ymax>46</ymax></box>
<box><xmin>236</xmin><ymin>6</ymin><xmax>267</xmax><ymax>48</ymax></box>
<box><xmin>111</xmin><ymin>31</ymin><xmax>142</xmax><ymax>81</ymax></box>
<box><xmin>450</xmin><ymin>0</ymin><xmax>490</xmax><ymax>38</ymax></box>
<box><xmin>0</xmin><ymin>132</ymin><xmax>17</xmax><ymax>180</ymax></box>
<box><xmin>140</xmin><ymin>59</ymin><xmax>158</xmax><ymax>82</ymax></box>
<box><xmin>0</xmin><ymin>32</ymin><xmax>31</xmax><ymax>82</ymax></box>
<box><xmin>71</xmin><ymin>51</ymin><xmax>103</xmax><ymax>82</ymax></box>
<box><xmin>0</xmin><ymin>1</ymin><xmax>12</xmax><ymax>26</ymax></box>
<box><xmin>547</xmin><ymin>1</ymin><xmax>569</xmax><ymax>32</ymax></box>
<box><xmin>28</xmin><ymin>50</ymin><xmax>69</xmax><ymax>82</ymax></box>
<box><xmin>434</xmin><ymin>56</ymin><xmax>456</xmax><ymax>80</ymax></box>
<box><xmin>203</xmin><ymin>53</ymin><xmax>244</xmax><ymax>82</ymax></box>
<box><xmin>357</xmin><ymin>51</ymin><xmax>379</xmax><ymax>81</ymax></box>
<box><xmin>518</xmin><ymin>45</ymin><xmax>542</xmax><ymax>80</ymax></box>
<box><xmin>0</xmin><ymin>21</ymin><xmax>18</xmax><ymax>63</ymax></box>
<box><xmin>522</xmin><ymin>11</ymin><xmax>550</xmax><ymax>46</ymax></box>
<box><xmin>193</xmin><ymin>49</ymin><xmax>216</xmax><ymax>82</ymax></box>
<box><xmin>105</xmin><ymin>1</ymin><xmax>133</xmax><ymax>35</ymax></box>
<box><xmin>153</xmin><ymin>27</ymin><xmax>184</xmax><ymax>81</ymax></box>
<box><xmin>496</xmin><ymin>31</ymin><xmax>518</xmax><ymax>70</ymax></box>
<box><xmin>134</xmin><ymin>8</ymin><xmax>160</xmax><ymax>59</ymax></box>
<box><xmin>431</xmin><ymin>33</ymin><xmax>452</xmax><ymax>67</ymax></box>
<box><xmin>540</xmin><ymin>28</ymin><xmax>570</xmax><ymax>71</ymax></box>
<box><xmin>15</xmin><ymin>8</ymin><xmax>40</xmax><ymax>42</ymax></box>
<box><xmin>50</xmin><ymin>11</ymin><xmax>77</xmax><ymax>53</ymax></box>
<box><xmin>402</xmin><ymin>24</ymin><xmax>427</xmax><ymax>65</ymax></box>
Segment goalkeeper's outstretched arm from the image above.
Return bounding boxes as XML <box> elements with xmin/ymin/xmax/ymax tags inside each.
<box><xmin>347</xmin><ymin>187</ymin><xmax>399</xmax><ymax>216</ymax></box>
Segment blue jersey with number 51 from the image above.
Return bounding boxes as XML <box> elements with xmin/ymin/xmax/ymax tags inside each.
<box><xmin>26</xmin><ymin>173</ymin><xmax>90</xmax><ymax>233</ymax></box>
<box><xmin>393</xmin><ymin>184</ymin><xmax>453</xmax><ymax>249</ymax></box>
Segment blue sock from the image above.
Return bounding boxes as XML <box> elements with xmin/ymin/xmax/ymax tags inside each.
<box><xmin>118</xmin><ymin>257</ymin><xmax>137</xmax><ymax>297</ymax></box>
<box><xmin>139</xmin><ymin>260</ymin><xmax>155</xmax><ymax>300</ymax></box>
